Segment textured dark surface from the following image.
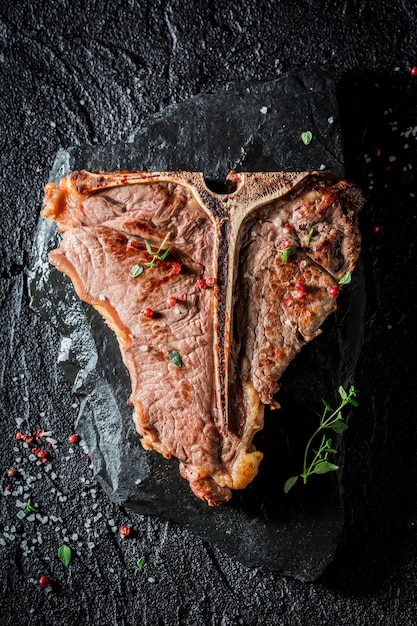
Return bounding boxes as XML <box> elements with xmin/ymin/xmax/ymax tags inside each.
<box><xmin>1</xmin><ymin>1</ymin><xmax>417</xmax><ymax>624</ymax></box>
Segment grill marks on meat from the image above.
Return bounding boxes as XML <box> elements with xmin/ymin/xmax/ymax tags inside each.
<box><xmin>42</xmin><ymin>170</ymin><xmax>363</xmax><ymax>505</ymax></box>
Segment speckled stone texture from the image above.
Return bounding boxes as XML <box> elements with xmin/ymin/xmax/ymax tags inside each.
<box><xmin>1</xmin><ymin>1</ymin><xmax>417</xmax><ymax>624</ymax></box>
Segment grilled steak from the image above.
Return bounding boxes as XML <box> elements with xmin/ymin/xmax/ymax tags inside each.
<box><xmin>41</xmin><ymin>169</ymin><xmax>363</xmax><ymax>505</ymax></box>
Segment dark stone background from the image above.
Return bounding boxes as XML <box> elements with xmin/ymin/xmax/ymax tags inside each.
<box><xmin>1</xmin><ymin>1</ymin><xmax>416</xmax><ymax>624</ymax></box>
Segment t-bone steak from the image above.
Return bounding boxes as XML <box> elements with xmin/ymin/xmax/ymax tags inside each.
<box><xmin>41</xmin><ymin>169</ymin><xmax>363</xmax><ymax>506</ymax></box>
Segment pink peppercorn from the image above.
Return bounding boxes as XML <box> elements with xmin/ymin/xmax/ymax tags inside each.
<box><xmin>38</xmin><ymin>576</ymin><xmax>51</xmax><ymax>589</ymax></box>
<box><xmin>119</xmin><ymin>525</ymin><xmax>131</xmax><ymax>537</ymax></box>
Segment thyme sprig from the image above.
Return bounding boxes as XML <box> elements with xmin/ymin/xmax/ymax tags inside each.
<box><xmin>144</xmin><ymin>232</ymin><xmax>171</xmax><ymax>268</ymax></box>
<box><xmin>277</xmin><ymin>245</ymin><xmax>295</xmax><ymax>263</ymax></box>
<box><xmin>23</xmin><ymin>498</ymin><xmax>38</xmax><ymax>515</ymax></box>
<box><xmin>284</xmin><ymin>385</ymin><xmax>358</xmax><ymax>494</ymax></box>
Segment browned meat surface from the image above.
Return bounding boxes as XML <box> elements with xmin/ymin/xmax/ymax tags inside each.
<box><xmin>41</xmin><ymin>169</ymin><xmax>363</xmax><ymax>505</ymax></box>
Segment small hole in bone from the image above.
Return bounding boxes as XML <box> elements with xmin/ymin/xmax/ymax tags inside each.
<box><xmin>204</xmin><ymin>173</ymin><xmax>240</xmax><ymax>195</ymax></box>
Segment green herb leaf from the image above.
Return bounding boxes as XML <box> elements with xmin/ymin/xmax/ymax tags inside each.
<box><xmin>338</xmin><ymin>271</ymin><xmax>352</xmax><ymax>285</ymax></box>
<box><xmin>169</xmin><ymin>350</ymin><xmax>182</xmax><ymax>368</ymax></box>
<box><xmin>277</xmin><ymin>245</ymin><xmax>295</xmax><ymax>263</ymax></box>
<box><xmin>58</xmin><ymin>544</ymin><xmax>72</xmax><ymax>567</ymax></box>
<box><xmin>328</xmin><ymin>419</ymin><xmax>348</xmax><ymax>433</ymax></box>
<box><xmin>284</xmin><ymin>476</ymin><xmax>298</xmax><ymax>494</ymax></box>
<box><xmin>338</xmin><ymin>386</ymin><xmax>348</xmax><ymax>401</ymax></box>
<box><xmin>24</xmin><ymin>498</ymin><xmax>37</xmax><ymax>515</ymax></box>
<box><xmin>159</xmin><ymin>248</ymin><xmax>171</xmax><ymax>260</ymax></box>
<box><xmin>144</xmin><ymin>240</ymin><xmax>153</xmax><ymax>254</ymax></box>
<box><xmin>305</xmin><ymin>228</ymin><xmax>314</xmax><ymax>245</ymax></box>
<box><xmin>136</xmin><ymin>556</ymin><xmax>145</xmax><ymax>568</ymax></box>
<box><xmin>301</xmin><ymin>131</ymin><xmax>313</xmax><ymax>145</ymax></box>
<box><xmin>313</xmin><ymin>461</ymin><xmax>339</xmax><ymax>475</ymax></box>
<box><xmin>322</xmin><ymin>398</ymin><xmax>332</xmax><ymax>412</ymax></box>
<box><xmin>131</xmin><ymin>264</ymin><xmax>144</xmax><ymax>278</ymax></box>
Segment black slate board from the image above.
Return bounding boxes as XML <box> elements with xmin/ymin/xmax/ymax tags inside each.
<box><xmin>28</xmin><ymin>65</ymin><xmax>364</xmax><ymax>581</ymax></box>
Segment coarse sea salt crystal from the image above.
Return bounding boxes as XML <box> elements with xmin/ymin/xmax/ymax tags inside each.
<box><xmin>16</xmin><ymin>510</ymin><xmax>26</xmax><ymax>520</ymax></box>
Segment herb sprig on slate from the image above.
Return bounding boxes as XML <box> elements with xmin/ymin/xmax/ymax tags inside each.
<box><xmin>284</xmin><ymin>385</ymin><xmax>358</xmax><ymax>493</ymax></box>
